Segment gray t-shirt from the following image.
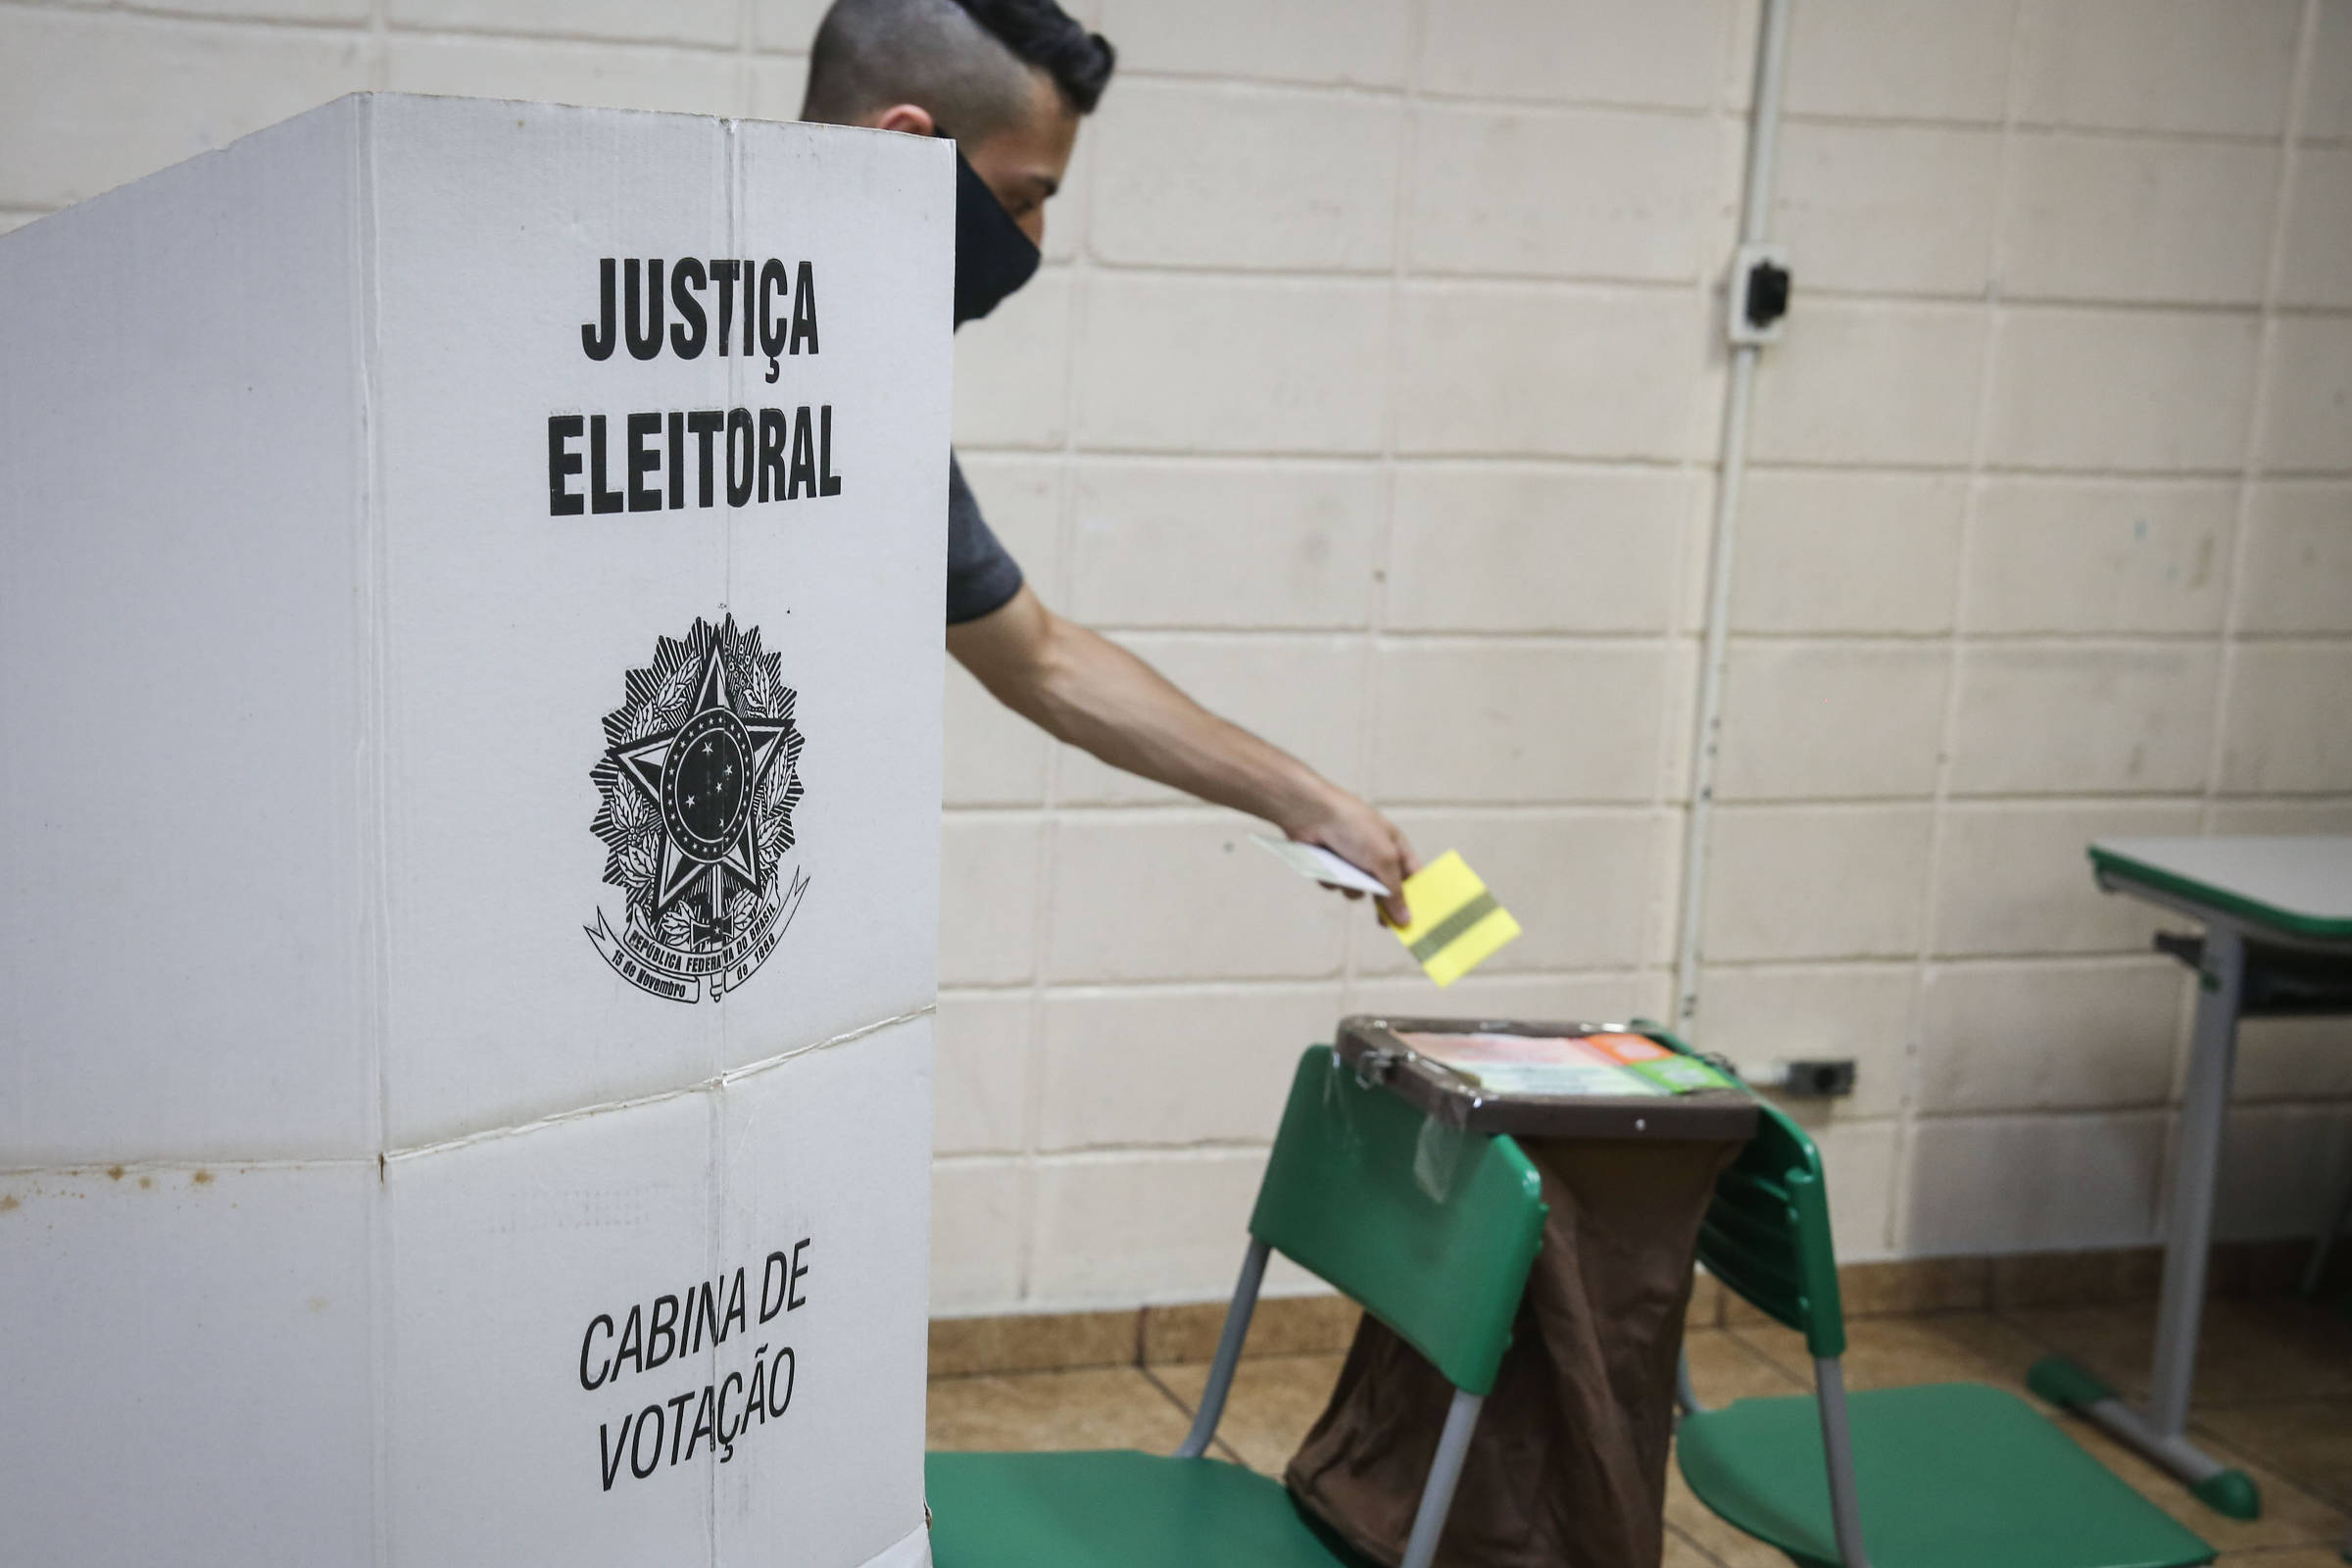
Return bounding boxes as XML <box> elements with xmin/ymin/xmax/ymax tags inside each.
<box><xmin>946</xmin><ymin>452</ymin><xmax>1023</xmax><ymax>624</ymax></box>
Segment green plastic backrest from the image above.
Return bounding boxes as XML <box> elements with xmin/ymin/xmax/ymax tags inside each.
<box><xmin>1658</xmin><ymin>1028</ymin><xmax>1845</xmax><ymax>1358</ymax></box>
<box><xmin>1249</xmin><ymin>1047</ymin><xmax>1548</xmax><ymax>1396</ymax></box>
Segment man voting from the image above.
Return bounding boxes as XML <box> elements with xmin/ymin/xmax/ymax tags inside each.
<box><xmin>798</xmin><ymin>0</ymin><xmax>1422</xmax><ymax>926</ymax></box>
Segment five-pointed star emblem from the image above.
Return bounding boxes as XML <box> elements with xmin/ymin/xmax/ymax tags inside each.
<box><xmin>612</xmin><ymin>643</ymin><xmax>793</xmax><ymax>918</ymax></box>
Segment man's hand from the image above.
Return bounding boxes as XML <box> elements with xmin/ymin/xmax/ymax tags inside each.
<box><xmin>949</xmin><ymin>585</ymin><xmax>1419</xmax><ymax>925</ymax></box>
<box><xmin>1280</xmin><ymin>788</ymin><xmax>1419</xmax><ymax>927</ymax></box>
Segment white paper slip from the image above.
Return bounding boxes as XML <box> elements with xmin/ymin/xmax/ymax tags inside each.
<box><xmin>1252</xmin><ymin>833</ymin><xmax>1391</xmax><ymax>896</ymax></box>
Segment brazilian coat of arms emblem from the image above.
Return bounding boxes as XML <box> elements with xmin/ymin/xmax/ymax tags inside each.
<box><xmin>586</xmin><ymin>614</ymin><xmax>808</xmax><ymax>1003</ymax></box>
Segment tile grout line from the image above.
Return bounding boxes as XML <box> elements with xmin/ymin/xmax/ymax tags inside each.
<box><xmin>1337</xmin><ymin>0</ymin><xmax>1433</xmax><ymax>1004</ymax></box>
<box><xmin>1898</xmin><ymin>0</ymin><xmax>2037</xmax><ymax>1260</ymax></box>
<box><xmin>1705</xmin><ymin>1324</ymin><xmax>1812</xmax><ymax>1395</ymax></box>
<box><xmin>1134</xmin><ymin>1360</ymin><xmax>1247</xmax><ymax>1466</ymax></box>
<box><xmin>1649</xmin><ymin>3</ymin><xmax>1728</xmax><ymax>1038</ymax></box>
<box><xmin>2199</xmin><ymin>0</ymin><xmax>2325</xmax><ymax>844</ymax></box>
<box><xmin>1004</xmin><ymin>80</ymin><xmax>1108</xmax><ymax>1313</ymax></box>
<box><xmin>733</xmin><ymin>0</ymin><xmax>755</xmax><ymax>119</ymax></box>
<box><xmin>1663</xmin><ymin>1519</ymin><xmax>1735</xmax><ymax>1568</ymax></box>
<box><xmin>715</xmin><ymin>0</ymin><xmax>757</xmax><ymax>1520</ymax></box>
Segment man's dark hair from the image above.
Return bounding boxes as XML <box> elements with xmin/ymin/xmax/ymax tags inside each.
<box><xmin>801</xmin><ymin>0</ymin><xmax>1115</xmax><ymax>136</ymax></box>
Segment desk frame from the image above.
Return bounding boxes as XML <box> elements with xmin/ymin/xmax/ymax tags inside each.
<box><xmin>2030</xmin><ymin>866</ymin><xmax>2352</xmax><ymax>1522</ymax></box>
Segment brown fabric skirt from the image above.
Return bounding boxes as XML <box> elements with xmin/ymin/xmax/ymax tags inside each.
<box><xmin>1285</xmin><ymin>1136</ymin><xmax>1741</xmax><ymax>1568</ymax></box>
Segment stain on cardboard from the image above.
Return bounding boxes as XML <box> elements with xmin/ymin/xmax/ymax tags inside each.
<box><xmin>191</xmin><ymin>1170</ymin><xmax>214</xmax><ymax>1187</ymax></box>
<box><xmin>0</xmin><ymin>1195</ymin><xmax>19</xmax><ymax>1214</ymax></box>
<box><xmin>107</xmin><ymin>1165</ymin><xmax>125</xmax><ymax>1181</ymax></box>
<box><xmin>138</xmin><ymin>1175</ymin><xmax>154</xmax><ymax>1190</ymax></box>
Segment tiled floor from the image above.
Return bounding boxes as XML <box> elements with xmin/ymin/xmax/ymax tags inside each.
<box><xmin>927</xmin><ymin>1297</ymin><xmax>2352</xmax><ymax>1566</ymax></box>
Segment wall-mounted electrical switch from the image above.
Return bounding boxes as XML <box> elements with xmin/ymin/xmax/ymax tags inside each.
<box><xmin>1728</xmin><ymin>242</ymin><xmax>1791</xmax><ymax>345</ymax></box>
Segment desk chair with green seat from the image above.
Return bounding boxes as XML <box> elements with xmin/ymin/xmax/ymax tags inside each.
<box><xmin>1673</xmin><ymin>1091</ymin><xmax>2217</xmax><ymax>1568</ymax></box>
<box><xmin>927</xmin><ymin>1045</ymin><xmax>1548</xmax><ymax>1568</ymax></box>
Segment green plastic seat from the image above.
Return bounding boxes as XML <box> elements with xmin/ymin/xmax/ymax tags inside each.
<box><xmin>925</xmin><ymin>1450</ymin><xmax>1362</xmax><ymax>1568</ymax></box>
<box><xmin>928</xmin><ymin>1046</ymin><xmax>1548</xmax><ymax>1568</ymax></box>
<box><xmin>1665</xmin><ymin>1024</ymin><xmax>2216</xmax><ymax>1568</ymax></box>
<box><xmin>1678</xmin><ymin>1383</ymin><xmax>2214</xmax><ymax>1568</ymax></box>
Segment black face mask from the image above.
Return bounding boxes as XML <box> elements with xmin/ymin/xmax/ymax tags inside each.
<box><xmin>952</xmin><ymin>149</ymin><xmax>1041</xmax><ymax>327</ymax></box>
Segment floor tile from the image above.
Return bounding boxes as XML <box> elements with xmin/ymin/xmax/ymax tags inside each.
<box><xmin>1991</xmin><ymin>1247</ymin><xmax>2166</xmax><ymax>1311</ymax></box>
<box><xmin>1684</xmin><ymin>1325</ymin><xmax>1811</xmax><ymax>1404</ymax></box>
<box><xmin>2001</xmin><ymin>1298</ymin><xmax>2352</xmax><ymax>1404</ymax></box>
<box><xmin>1662</xmin><ymin>1519</ymin><xmax>1732</xmax><ymax>1567</ymax></box>
<box><xmin>921</xmin><ymin>1291</ymin><xmax>2352</xmax><ymax>1566</ymax></box>
<box><xmin>1687</xmin><ymin>1272</ymin><xmax>1725</xmax><ymax>1331</ymax></box>
<box><xmin>1729</xmin><ymin>1310</ymin><xmax>2051</xmax><ymax>1396</ymax></box>
<box><xmin>928</xmin><ymin>1309</ymin><xmax>1136</xmax><ymax>1378</ymax></box>
<box><xmin>926</xmin><ymin>1366</ymin><xmax>1195</xmax><ymax>1453</ymax></box>
<box><xmin>1664</xmin><ymin>1450</ymin><xmax>1795</xmax><ymax>1568</ymax></box>
<box><xmin>1151</xmin><ymin>1331</ymin><xmax>1809</xmax><ymax>1477</ymax></box>
<box><xmin>1152</xmin><ymin>1353</ymin><xmax>1347</xmax><ymax>1475</ymax></box>
<box><xmin>2198</xmin><ymin>1398</ymin><xmax>2352</xmax><ymax>1511</ymax></box>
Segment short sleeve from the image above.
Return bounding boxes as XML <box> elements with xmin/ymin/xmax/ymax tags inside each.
<box><xmin>945</xmin><ymin>452</ymin><xmax>1025</xmax><ymax>624</ymax></box>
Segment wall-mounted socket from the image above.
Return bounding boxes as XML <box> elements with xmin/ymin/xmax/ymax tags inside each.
<box><xmin>1738</xmin><ymin>1057</ymin><xmax>1856</xmax><ymax>1098</ymax></box>
<box><xmin>1728</xmin><ymin>242</ymin><xmax>1791</xmax><ymax>346</ymax></box>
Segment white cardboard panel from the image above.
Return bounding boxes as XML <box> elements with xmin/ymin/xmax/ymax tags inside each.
<box><xmin>0</xmin><ymin>1023</ymin><xmax>935</xmax><ymax>1568</ymax></box>
<box><xmin>1</xmin><ymin>95</ymin><xmax>949</xmax><ymax>1160</ymax></box>
<box><xmin>383</xmin><ymin>1015</ymin><xmax>932</xmax><ymax>1565</ymax></box>
<box><xmin>863</xmin><ymin>1526</ymin><xmax>938</xmax><ymax>1567</ymax></box>
<box><xmin>715</xmin><ymin>1014</ymin><xmax>934</xmax><ymax>1564</ymax></box>
<box><xmin>367</xmin><ymin>98</ymin><xmax>951</xmax><ymax>1145</ymax></box>
<box><xmin>368</xmin><ymin>98</ymin><xmax>732</xmax><ymax>1144</ymax></box>
<box><xmin>0</xmin><ymin>100</ymin><xmax>373</xmax><ymax>1164</ymax></box>
<box><xmin>712</xmin><ymin>120</ymin><xmax>949</xmax><ymax>1078</ymax></box>
<box><xmin>0</xmin><ymin>1160</ymin><xmax>378</xmax><ymax>1567</ymax></box>
<box><xmin>385</xmin><ymin>1085</ymin><xmax>717</xmax><ymax>1563</ymax></box>
<box><xmin>0</xmin><ymin>94</ymin><xmax>945</xmax><ymax>1566</ymax></box>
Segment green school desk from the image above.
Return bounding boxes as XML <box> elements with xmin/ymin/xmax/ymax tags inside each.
<box><xmin>2029</xmin><ymin>836</ymin><xmax>2352</xmax><ymax>1523</ymax></box>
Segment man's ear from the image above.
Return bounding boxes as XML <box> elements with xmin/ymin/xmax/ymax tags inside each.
<box><xmin>869</xmin><ymin>103</ymin><xmax>937</xmax><ymax>136</ymax></box>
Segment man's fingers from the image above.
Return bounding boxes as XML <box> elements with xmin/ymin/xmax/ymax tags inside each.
<box><xmin>1391</xmin><ymin>824</ymin><xmax>1423</xmax><ymax>880</ymax></box>
<box><xmin>1285</xmin><ymin>796</ymin><xmax>1417</xmax><ymax>927</ymax></box>
<box><xmin>1366</xmin><ymin>842</ymin><xmax>1413</xmax><ymax>928</ymax></box>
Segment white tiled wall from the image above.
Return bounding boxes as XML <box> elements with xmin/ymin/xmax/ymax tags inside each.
<box><xmin>7</xmin><ymin>0</ymin><xmax>2349</xmax><ymax>1310</ymax></box>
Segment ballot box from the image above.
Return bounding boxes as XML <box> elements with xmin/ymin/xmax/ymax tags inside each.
<box><xmin>1298</xmin><ymin>1018</ymin><xmax>1755</xmax><ymax>1568</ymax></box>
<box><xmin>0</xmin><ymin>95</ymin><xmax>949</xmax><ymax>1568</ymax></box>
<box><xmin>1334</xmin><ymin>1015</ymin><xmax>1758</xmax><ymax>1141</ymax></box>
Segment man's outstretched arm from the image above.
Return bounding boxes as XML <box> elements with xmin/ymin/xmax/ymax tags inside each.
<box><xmin>948</xmin><ymin>584</ymin><xmax>1419</xmax><ymax>924</ymax></box>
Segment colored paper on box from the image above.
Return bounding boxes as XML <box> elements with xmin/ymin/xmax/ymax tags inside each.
<box><xmin>1625</xmin><ymin>1054</ymin><xmax>1735</xmax><ymax>1094</ymax></box>
<box><xmin>1389</xmin><ymin>852</ymin><xmax>1520</xmax><ymax>986</ymax></box>
<box><xmin>1577</xmin><ymin>1032</ymin><xmax>1674</xmax><ymax>1065</ymax></box>
<box><xmin>1392</xmin><ymin>1030</ymin><xmax>1664</xmax><ymax>1099</ymax></box>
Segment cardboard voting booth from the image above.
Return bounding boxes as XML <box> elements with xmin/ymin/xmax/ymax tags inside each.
<box><xmin>0</xmin><ymin>95</ymin><xmax>949</xmax><ymax>1567</ymax></box>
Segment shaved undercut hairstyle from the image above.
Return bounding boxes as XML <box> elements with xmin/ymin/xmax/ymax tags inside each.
<box><xmin>800</xmin><ymin>0</ymin><xmax>1115</xmax><ymax>136</ymax></box>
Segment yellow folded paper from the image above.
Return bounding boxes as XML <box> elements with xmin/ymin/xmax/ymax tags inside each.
<box><xmin>1390</xmin><ymin>851</ymin><xmax>1521</xmax><ymax>987</ymax></box>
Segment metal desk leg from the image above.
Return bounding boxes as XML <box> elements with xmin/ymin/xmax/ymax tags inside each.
<box><xmin>2030</xmin><ymin>925</ymin><xmax>2263</xmax><ymax>1519</ymax></box>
